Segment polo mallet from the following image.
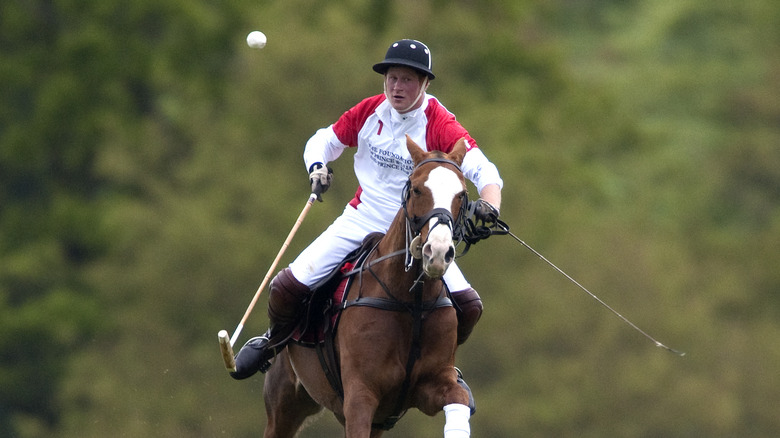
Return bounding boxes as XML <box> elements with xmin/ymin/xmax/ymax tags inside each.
<box><xmin>218</xmin><ymin>193</ymin><xmax>318</xmax><ymax>371</ymax></box>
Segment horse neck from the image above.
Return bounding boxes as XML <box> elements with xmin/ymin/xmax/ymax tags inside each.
<box><xmin>370</xmin><ymin>209</ymin><xmax>442</xmax><ymax>300</ymax></box>
<box><xmin>376</xmin><ymin>208</ymin><xmax>407</xmax><ymax>263</ymax></box>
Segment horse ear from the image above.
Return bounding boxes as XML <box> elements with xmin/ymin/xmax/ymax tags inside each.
<box><xmin>448</xmin><ymin>138</ymin><xmax>468</xmax><ymax>166</ymax></box>
<box><xmin>406</xmin><ymin>134</ymin><xmax>427</xmax><ymax>165</ymax></box>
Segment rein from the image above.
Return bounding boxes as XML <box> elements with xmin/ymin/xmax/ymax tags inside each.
<box><xmin>340</xmin><ymin>243</ymin><xmax>452</xmax><ymax>314</ymax></box>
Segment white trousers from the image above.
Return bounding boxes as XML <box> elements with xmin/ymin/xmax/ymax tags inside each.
<box><xmin>289</xmin><ymin>204</ymin><xmax>471</xmax><ymax>292</ymax></box>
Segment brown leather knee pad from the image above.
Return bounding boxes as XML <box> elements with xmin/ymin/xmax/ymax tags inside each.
<box><xmin>451</xmin><ymin>288</ymin><xmax>483</xmax><ymax>345</ymax></box>
<box><xmin>267</xmin><ymin>267</ymin><xmax>311</xmax><ymax>327</ymax></box>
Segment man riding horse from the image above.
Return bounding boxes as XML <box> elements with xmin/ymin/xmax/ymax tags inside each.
<box><xmin>230</xmin><ymin>39</ymin><xmax>503</xmax><ymax>399</ymax></box>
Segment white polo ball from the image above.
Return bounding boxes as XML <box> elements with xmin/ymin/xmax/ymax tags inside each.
<box><xmin>246</xmin><ymin>31</ymin><xmax>266</xmax><ymax>49</ymax></box>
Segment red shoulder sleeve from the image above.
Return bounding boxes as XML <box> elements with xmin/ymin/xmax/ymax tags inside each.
<box><xmin>332</xmin><ymin>94</ymin><xmax>386</xmax><ymax>147</ymax></box>
<box><xmin>424</xmin><ymin>98</ymin><xmax>479</xmax><ymax>153</ymax></box>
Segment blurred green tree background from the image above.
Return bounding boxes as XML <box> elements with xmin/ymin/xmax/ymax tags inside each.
<box><xmin>1</xmin><ymin>0</ymin><xmax>778</xmax><ymax>436</ymax></box>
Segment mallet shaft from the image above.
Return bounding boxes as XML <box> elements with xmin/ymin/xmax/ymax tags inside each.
<box><xmin>218</xmin><ymin>194</ymin><xmax>317</xmax><ymax>371</ymax></box>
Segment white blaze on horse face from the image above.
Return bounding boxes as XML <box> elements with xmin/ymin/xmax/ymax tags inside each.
<box><xmin>421</xmin><ymin>166</ymin><xmax>461</xmax><ymax>277</ymax></box>
<box><xmin>425</xmin><ymin>166</ymin><xmax>462</xmax><ymax>215</ymax></box>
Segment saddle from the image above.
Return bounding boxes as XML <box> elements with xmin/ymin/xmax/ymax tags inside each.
<box><xmin>291</xmin><ymin>232</ymin><xmax>385</xmax><ymax>346</ymax></box>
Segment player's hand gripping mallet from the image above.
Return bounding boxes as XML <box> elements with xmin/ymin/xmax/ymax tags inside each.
<box><xmin>219</xmin><ymin>193</ymin><xmax>317</xmax><ymax>371</ymax></box>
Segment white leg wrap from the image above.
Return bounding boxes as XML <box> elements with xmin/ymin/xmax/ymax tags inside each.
<box><xmin>443</xmin><ymin>403</ymin><xmax>471</xmax><ymax>438</ymax></box>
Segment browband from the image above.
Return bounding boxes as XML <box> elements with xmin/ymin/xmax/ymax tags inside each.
<box><xmin>413</xmin><ymin>157</ymin><xmax>461</xmax><ymax>172</ymax></box>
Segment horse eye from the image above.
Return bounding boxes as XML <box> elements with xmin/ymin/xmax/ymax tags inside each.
<box><xmin>412</xmin><ymin>187</ymin><xmax>422</xmax><ymax>196</ymax></box>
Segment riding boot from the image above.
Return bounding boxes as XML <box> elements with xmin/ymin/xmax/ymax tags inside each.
<box><xmin>451</xmin><ymin>288</ymin><xmax>483</xmax><ymax>345</ymax></box>
<box><xmin>229</xmin><ymin>268</ymin><xmax>311</xmax><ymax>380</ymax></box>
<box><xmin>230</xmin><ymin>329</ymin><xmax>275</xmax><ymax>379</ymax></box>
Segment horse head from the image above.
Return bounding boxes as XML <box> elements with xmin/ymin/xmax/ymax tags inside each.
<box><xmin>404</xmin><ymin>135</ymin><xmax>468</xmax><ymax>278</ymax></box>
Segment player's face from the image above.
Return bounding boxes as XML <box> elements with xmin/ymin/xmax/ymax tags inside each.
<box><xmin>384</xmin><ymin>66</ymin><xmax>427</xmax><ymax>113</ymax></box>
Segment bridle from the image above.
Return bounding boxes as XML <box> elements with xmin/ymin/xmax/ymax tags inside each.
<box><xmin>401</xmin><ymin>157</ymin><xmax>468</xmax><ymax>271</ymax></box>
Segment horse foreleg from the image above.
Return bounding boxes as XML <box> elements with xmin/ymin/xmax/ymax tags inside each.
<box><xmin>262</xmin><ymin>349</ymin><xmax>322</xmax><ymax>438</ymax></box>
<box><xmin>342</xmin><ymin>385</ymin><xmax>381</xmax><ymax>438</ymax></box>
<box><xmin>413</xmin><ymin>368</ymin><xmax>472</xmax><ymax>437</ymax></box>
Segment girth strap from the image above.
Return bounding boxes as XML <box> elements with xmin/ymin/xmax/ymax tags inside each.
<box><xmin>342</xmin><ymin>296</ymin><xmax>452</xmax><ymax>313</ymax></box>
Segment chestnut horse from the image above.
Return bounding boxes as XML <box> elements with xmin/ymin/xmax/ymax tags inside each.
<box><xmin>261</xmin><ymin>136</ymin><xmax>473</xmax><ymax>438</ymax></box>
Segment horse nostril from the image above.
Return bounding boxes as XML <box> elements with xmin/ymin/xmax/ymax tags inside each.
<box><xmin>445</xmin><ymin>246</ymin><xmax>455</xmax><ymax>264</ymax></box>
<box><xmin>423</xmin><ymin>243</ymin><xmax>433</xmax><ymax>260</ymax></box>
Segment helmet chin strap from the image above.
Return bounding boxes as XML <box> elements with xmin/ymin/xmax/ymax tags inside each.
<box><xmin>384</xmin><ymin>77</ymin><xmax>430</xmax><ymax>114</ymax></box>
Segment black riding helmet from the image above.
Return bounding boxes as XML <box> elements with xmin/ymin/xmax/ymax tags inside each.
<box><xmin>373</xmin><ymin>39</ymin><xmax>435</xmax><ymax>80</ymax></box>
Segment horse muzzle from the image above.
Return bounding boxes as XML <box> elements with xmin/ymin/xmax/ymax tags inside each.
<box><xmin>420</xmin><ymin>229</ymin><xmax>456</xmax><ymax>278</ymax></box>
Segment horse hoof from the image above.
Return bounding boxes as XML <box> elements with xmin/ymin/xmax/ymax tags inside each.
<box><xmin>455</xmin><ymin>367</ymin><xmax>476</xmax><ymax>416</ymax></box>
